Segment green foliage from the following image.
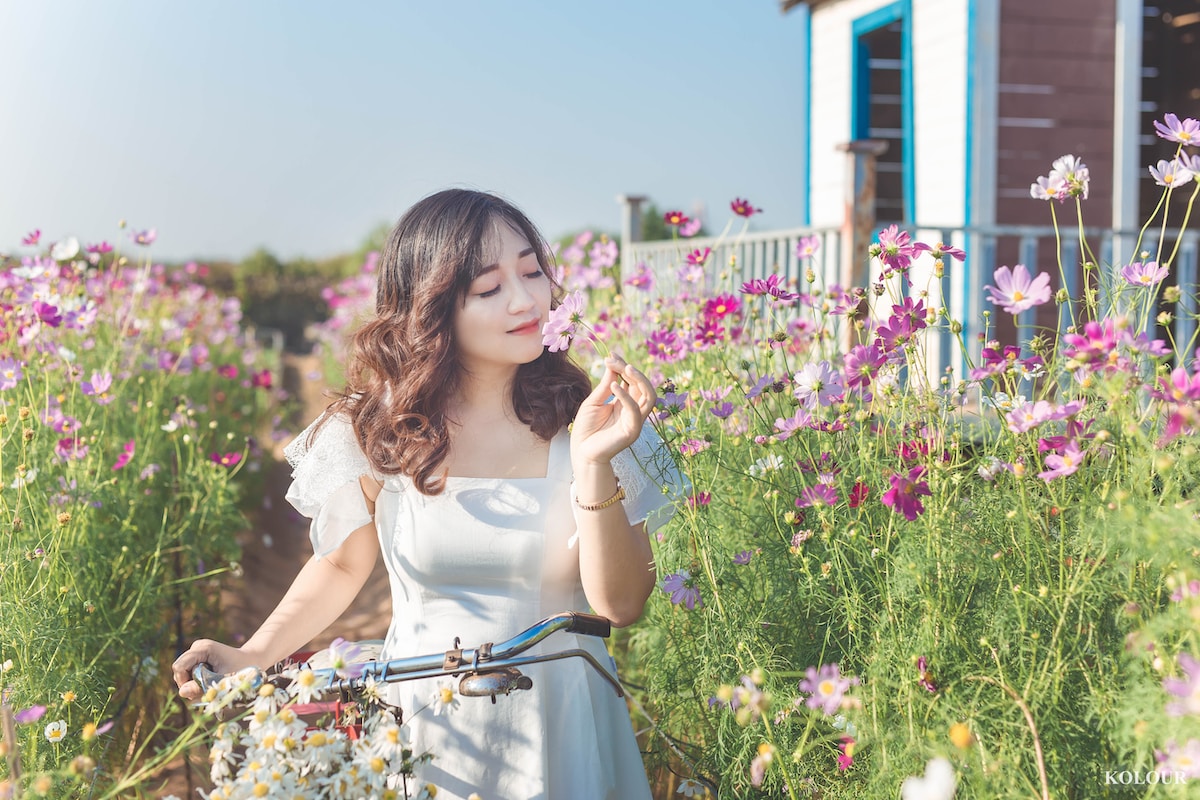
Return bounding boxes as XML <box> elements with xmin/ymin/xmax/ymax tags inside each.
<box><xmin>0</xmin><ymin>244</ymin><xmax>285</xmax><ymax>797</ymax></box>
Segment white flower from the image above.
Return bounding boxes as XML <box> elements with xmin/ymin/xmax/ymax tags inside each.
<box><xmin>50</xmin><ymin>237</ymin><xmax>80</xmax><ymax>262</ymax></box>
<box><xmin>1</xmin><ymin>659</ymin><xmax>12</xmax><ymax>673</ymax></box>
<box><xmin>901</xmin><ymin>756</ymin><xmax>957</xmax><ymax>800</ymax></box>
<box><xmin>366</xmin><ymin>712</ymin><xmax>409</xmax><ymax>761</ymax></box>
<box><xmin>748</xmin><ymin>454</ymin><xmax>785</xmax><ymax>477</ymax></box>
<box><xmin>677</xmin><ymin>778</ymin><xmax>708</xmax><ymax>797</ymax></box>
<box><xmin>430</xmin><ymin>681</ymin><xmax>460</xmax><ymax>716</ymax></box>
<box><xmin>287</xmin><ymin>667</ymin><xmax>328</xmax><ymax>705</ymax></box>
<box><xmin>44</xmin><ymin>719</ymin><xmax>68</xmax><ymax>743</ymax></box>
<box><xmin>9</xmin><ymin>468</ymin><xmax>37</xmax><ymax>489</ymax></box>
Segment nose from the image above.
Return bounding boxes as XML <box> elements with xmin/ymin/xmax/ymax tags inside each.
<box><xmin>508</xmin><ymin>280</ymin><xmax>536</xmax><ymax>314</ymax></box>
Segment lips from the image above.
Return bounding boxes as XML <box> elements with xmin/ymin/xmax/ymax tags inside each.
<box><xmin>509</xmin><ymin>319</ymin><xmax>541</xmax><ymax>335</ymax></box>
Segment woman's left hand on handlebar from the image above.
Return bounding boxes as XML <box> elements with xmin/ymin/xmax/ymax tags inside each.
<box><xmin>571</xmin><ymin>354</ymin><xmax>656</xmax><ymax>465</ymax></box>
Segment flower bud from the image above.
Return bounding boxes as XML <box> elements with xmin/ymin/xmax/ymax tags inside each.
<box><xmin>1164</xmin><ymin>285</ymin><xmax>1182</xmax><ymax>303</ymax></box>
<box><xmin>1055</xmin><ymin>288</ymin><xmax>1069</xmax><ymax>304</ymax></box>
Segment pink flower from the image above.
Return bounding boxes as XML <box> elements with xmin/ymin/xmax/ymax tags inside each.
<box><xmin>796</xmin><ymin>484</ymin><xmax>838</xmax><ymax>508</ymax></box>
<box><xmin>624</xmin><ymin>263</ymin><xmax>655</xmax><ymax>292</ymax></box>
<box><xmin>739</xmin><ymin>273</ymin><xmax>798</xmax><ymax>302</ymax></box>
<box><xmin>793</xmin><ymin>361</ymin><xmax>843</xmax><ymax>409</ymax></box>
<box><xmin>798</xmin><ymin>663</ymin><xmax>858</xmax><ymax>716</ymax></box>
<box><xmin>663</xmin><ymin>210</ymin><xmax>689</xmax><ymax>227</ymax></box>
<box><xmin>250</xmin><ymin>369</ymin><xmax>273</xmax><ymax>389</ymax></box>
<box><xmin>21</xmin><ymin>230</ymin><xmax>41</xmax><ymax>246</ymax></box>
<box><xmin>130</xmin><ymin>228</ymin><xmax>157</xmax><ymax>246</ymax></box>
<box><xmin>730</xmin><ymin>198</ymin><xmax>761</xmax><ymax>218</ymax></box>
<box><xmin>86</xmin><ymin>241</ymin><xmax>113</xmax><ymax>254</ymax></box>
<box><xmin>983</xmin><ymin>264</ymin><xmax>1052</xmax><ymax>315</ymax></box>
<box><xmin>81</xmin><ymin>371</ymin><xmax>114</xmax><ymax>405</ymax></box>
<box><xmin>1163</xmin><ymin>652</ymin><xmax>1200</xmax><ymax>717</ymax></box>
<box><xmin>679</xmin><ymin>439</ymin><xmax>711</xmax><ymax>456</ymax></box>
<box><xmin>686</xmin><ymin>247</ymin><xmax>711</xmax><ymax>267</ymax></box>
<box><xmin>796</xmin><ymin>235</ymin><xmax>820</xmax><ymax>259</ymax></box>
<box><xmin>871</xmin><ymin>225</ymin><xmax>920</xmax><ymax>274</ymax></box>
<box><xmin>1121</xmin><ymin>260</ymin><xmax>1169</xmax><ymax>287</ymax></box>
<box><xmin>837</xmin><ymin>736</ymin><xmax>856</xmax><ymax>771</ymax></box>
<box><xmin>210</xmin><ymin>452</ymin><xmax>242</xmax><ymax>468</ymax></box>
<box><xmin>112</xmin><ymin>440</ymin><xmax>136</xmax><ymax>471</ymax></box>
<box><xmin>678</xmin><ymin>217</ymin><xmax>703</xmax><ymax>237</ymax></box>
<box><xmin>881</xmin><ymin>467</ymin><xmax>931</xmax><ymax>521</ymax></box>
<box><xmin>1149</xmin><ymin>158</ymin><xmax>1194</xmax><ymax>188</ymax></box>
<box><xmin>1005</xmin><ymin>400</ymin><xmax>1056</xmax><ymax>434</ymax></box>
<box><xmin>1038</xmin><ymin>440</ymin><xmax>1086</xmax><ymax>482</ymax></box>
<box><xmin>1153</xmin><ymin>112</ymin><xmax>1200</xmax><ymax>144</ymax></box>
<box><xmin>15</xmin><ymin>705</ymin><xmax>47</xmax><ymax>724</ymax></box>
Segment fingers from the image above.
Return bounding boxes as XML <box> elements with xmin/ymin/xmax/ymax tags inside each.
<box><xmin>172</xmin><ymin>639</ymin><xmax>216</xmax><ymax>689</ymax></box>
<box><xmin>178</xmin><ymin>679</ymin><xmax>203</xmax><ymax>702</ymax></box>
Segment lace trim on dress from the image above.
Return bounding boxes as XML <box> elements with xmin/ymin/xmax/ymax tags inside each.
<box><xmin>569</xmin><ymin>422</ymin><xmax>690</xmax><ymax>546</ymax></box>
<box><xmin>282</xmin><ymin>412</ymin><xmax>377</xmax><ymax>558</ymax></box>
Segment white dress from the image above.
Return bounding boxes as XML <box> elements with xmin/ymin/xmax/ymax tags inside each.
<box><xmin>283</xmin><ymin>414</ymin><xmax>686</xmax><ymax>800</ymax></box>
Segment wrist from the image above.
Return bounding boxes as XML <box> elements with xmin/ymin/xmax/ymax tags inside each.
<box><xmin>573</xmin><ymin>476</ymin><xmax>625</xmax><ymax>511</ymax></box>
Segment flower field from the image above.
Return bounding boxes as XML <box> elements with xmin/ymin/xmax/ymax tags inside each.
<box><xmin>3</xmin><ymin>113</ymin><xmax>1200</xmax><ymax>799</ymax></box>
<box><xmin>0</xmin><ymin>234</ymin><xmax>286</xmax><ymax>797</ymax></box>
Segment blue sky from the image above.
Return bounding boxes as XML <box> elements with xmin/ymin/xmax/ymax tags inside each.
<box><xmin>0</xmin><ymin>2</ymin><xmax>808</xmax><ymax>262</ymax></box>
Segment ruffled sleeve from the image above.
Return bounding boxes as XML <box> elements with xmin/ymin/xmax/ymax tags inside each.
<box><xmin>608</xmin><ymin>422</ymin><xmax>690</xmax><ymax>534</ymax></box>
<box><xmin>282</xmin><ymin>412</ymin><xmax>375</xmax><ymax>559</ymax></box>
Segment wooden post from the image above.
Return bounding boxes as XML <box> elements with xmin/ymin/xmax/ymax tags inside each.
<box><xmin>616</xmin><ymin>194</ymin><xmax>647</xmax><ymax>285</ymax></box>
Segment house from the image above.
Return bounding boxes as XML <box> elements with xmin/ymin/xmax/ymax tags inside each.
<box><xmin>622</xmin><ymin>1</ymin><xmax>1200</xmax><ymax>381</ymax></box>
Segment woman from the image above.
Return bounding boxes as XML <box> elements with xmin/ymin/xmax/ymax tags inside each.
<box><xmin>172</xmin><ymin>189</ymin><xmax>686</xmax><ymax>798</ymax></box>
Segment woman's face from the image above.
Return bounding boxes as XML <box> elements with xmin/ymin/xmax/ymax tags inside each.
<box><xmin>454</xmin><ymin>222</ymin><xmax>553</xmax><ymax>375</ymax></box>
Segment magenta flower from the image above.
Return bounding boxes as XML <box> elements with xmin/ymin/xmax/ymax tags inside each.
<box><xmin>130</xmin><ymin>228</ymin><xmax>157</xmax><ymax>246</ymax></box>
<box><xmin>21</xmin><ymin>229</ymin><xmax>41</xmax><ymax>246</ymax></box>
<box><xmin>1153</xmin><ymin>112</ymin><xmax>1200</xmax><ymax>144</ymax></box>
<box><xmin>15</xmin><ymin>705</ymin><xmax>47</xmax><ymax>724</ymax></box>
<box><xmin>796</xmin><ymin>235</ymin><xmax>820</xmax><ymax>259</ymax></box>
<box><xmin>1163</xmin><ymin>652</ymin><xmax>1200</xmax><ymax>717</ymax></box>
<box><xmin>798</xmin><ymin>663</ymin><xmax>858</xmax><ymax>716</ymax></box>
<box><xmin>917</xmin><ymin>656</ymin><xmax>939</xmax><ymax>693</ymax></box>
<box><xmin>1121</xmin><ymin>261</ymin><xmax>1169</xmax><ymax>287</ymax></box>
<box><xmin>250</xmin><ymin>368</ymin><xmax>273</xmax><ymax>389</ymax></box>
<box><xmin>796</xmin><ymin>484</ymin><xmax>838</xmax><ymax>508</ymax></box>
<box><xmin>33</xmin><ymin>300</ymin><xmax>63</xmax><ymax>327</ymax></box>
<box><xmin>849</xmin><ymin>481</ymin><xmax>870</xmax><ymax>508</ymax></box>
<box><xmin>703</xmin><ymin>294</ymin><xmax>740</xmax><ymax>320</ymax></box>
<box><xmin>56</xmin><ymin>437</ymin><xmax>89</xmax><ymax>461</ymax></box>
<box><xmin>983</xmin><ymin>264</ymin><xmax>1052</xmax><ymax>315</ymax></box>
<box><xmin>663</xmin><ymin>210</ymin><xmax>689</xmax><ymax>227</ymax></box>
<box><xmin>112</xmin><ymin>440</ymin><xmax>136</xmax><ymax>471</ymax></box>
<box><xmin>730</xmin><ymin>198</ymin><xmax>761</xmax><ymax>218</ymax></box>
<box><xmin>86</xmin><ymin>241</ymin><xmax>113</xmax><ymax>254</ymax></box>
<box><xmin>662</xmin><ymin>570</ymin><xmax>702</xmax><ymax>610</ymax></box>
<box><xmin>686</xmin><ymin>492</ymin><xmax>711</xmax><ymax>509</ymax></box>
<box><xmin>881</xmin><ymin>466</ymin><xmax>932</xmax><ymax>521</ymax></box>
<box><xmin>870</xmin><ymin>225</ymin><xmax>920</xmax><ymax>274</ymax></box>
<box><xmin>740</xmin><ymin>274</ymin><xmax>798</xmax><ymax>302</ymax></box>
<box><xmin>1038</xmin><ymin>440</ymin><xmax>1086</xmax><ymax>482</ymax></box>
<box><xmin>686</xmin><ymin>247</ymin><xmax>712</xmax><ymax>267</ymax></box>
<box><xmin>645</xmin><ymin>329</ymin><xmax>686</xmax><ymax>362</ymax></box>
<box><xmin>844</xmin><ymin>345</ymin><xmax>886</xmax><ymax>389</ymax></box>
<box><xmin>793</xmin><ymin>360</ymin><xmax>844</xmax><ymax>409</ymax></box>
<box><xmin>1149</xmin><ymin>159</ymin><xmax>1194</xmax><ymax>188</ymax></box>
<box><xmin>210</xmin><ymin>452</ymin><xmax>243</xmax><ymax>468</ymax></box>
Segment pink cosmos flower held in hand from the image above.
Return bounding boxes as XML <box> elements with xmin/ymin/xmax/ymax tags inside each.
<box><xmin>541</xmin><ymin>291</ymin><xmax>587</xmax><ymax>353</ymax></box>
<box><xmin>983</xmin><ymin>264</ymin><xmax>1052</xmax><ymax>315</ymax></box>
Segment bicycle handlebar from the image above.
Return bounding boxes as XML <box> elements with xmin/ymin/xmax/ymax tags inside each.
<box><xmin>193</xmin><ymin>611</ymin><xmax>618</xmax><ymax>702</ymax></box>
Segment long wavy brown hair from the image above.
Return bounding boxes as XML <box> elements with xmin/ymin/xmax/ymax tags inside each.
<box><xmin>319</xmin><ymin>189</ymin><xmax>592</xmax><ymax>495</ymax></box>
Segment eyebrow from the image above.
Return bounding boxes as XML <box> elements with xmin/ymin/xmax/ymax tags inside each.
<box><xmin>476</xmin><ymin>247</ymin><xmax>537</xmax><ymax>275</ymax></box>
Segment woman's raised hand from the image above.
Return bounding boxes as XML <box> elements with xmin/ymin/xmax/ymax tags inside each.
<box><xmin>570</xmin><ymin>354</ymin><xmax>657</xmax><ymax>467</ymax></box>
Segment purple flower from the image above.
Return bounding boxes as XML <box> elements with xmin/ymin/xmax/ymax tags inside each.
<box><xmin>881</xmin><ymin>467</ymin><xmax>932</xmax><ymax>521</ymax></box>
<box><xmin>984</xmin><ymin>264</ymin><xmax>1052</xmax><ymax>315</ymax></box>
<box><xmin>624</xmin><ymin>263</ymin><xmax>655</xmax><ymax>292</ymax></box>
<box><xmin>541</xmin><ymin>291</ymin><xmax>587</xmax><ymax>352</ymax></box>
<box><xmin>1149</xmin><ymin>159</ymin><xmax>1194</xmax><ymax>189</ymax></box>
<box><xmin>796</xmin><ymin>484</ymin><xmax>838</xmax><ymax>508</ymax></box>
<box><xmin>33</xmin><ymin>300</ymin><xmax>63</xmax><ymax>327</ymax></box>
<box><xmin>917</xmin><ymin>656</ymin><xmax>938</xmax><ymax>693</ymax></box>
<box><xmin>793</xmin><ymin>360</ymin><xmax>844</xmax><ymax>409</ymax></box>
<box><xmin>1153</xmin><ymin>112</ymin><xmax>1200</xmax><ymax>144</ymax></box>
<box><xmin>15</xmin><ymin>705</ymin><xmax>47</xmax><ymax>724</ymax></box>
<box><xmin>0</xmin><ymin>358</ymin><xmax>23</xmax><ymax>390</ymax></box>
<box><xmin>709</xmin><ymin>402</ymin><xmax>735</xmax><ymax>419</ymax></box>
<box><xmin>130</xmin><ymin>228</ymin><xmax>157</xmax><ymax>246</ymax></box>
<box><xmin>1163</xmin><ymin>652</ymin><xmax>1200</xmax><ymax>717</ymax></box>
<box><xmin>733</xmin><ymin>550</ymin><xmax>754</xmax><ymax>565</ymax></box>
<box><xmin>662</xmin><ymin>570</ymin><xmax>702</xmax><ymax>610</ymax></box>
<box><xmin>739</xmin><ymin>274</ymin><xmax>798</xmax><ymax>302</ymax></box>
<box><xmin>773</xmin><ymin>409</ymin><xmax>813</xmax><ymax>441</ymax></box>
<box><xmin>843</xmin><ymin>344</ymin><xmax>887</xmax><ymax>389</ymax></box>
<box><xmin>1038</xmin><ymin>440</ymin><xmax>1086</xmax><ymax>482</ymax></box>
<box><xmin>1121</xmin><ymin>260</ymin><xmax>1169</xmax><ymax>287</ymax></box>
<box><xmin>326</xmin><ymin>638</ymin><xmax>366</xmax><ymax>680</ymax></box>
<box><xmin>796</xmin><ymin>235</ymin><xmax>820</xmax><ymax>259</ymax></box>
<box><xmin>798</xmin><ymin>663</ymin><xmax>858</xmax><ymax>716</ymax></box>
<box><xmin>81</xmin><ymin>370</ymin><xmax>114</xmax><ymax>405</ymax></box>
<box><xmin>645</xmin><ymin>329</ymin><xmax>686</xmax><ymax>363</ymax></box>
<box><xmin>1155</xmin><ymin>738</ymin><xmax>1200</xmax><ymax>779</ymax></box>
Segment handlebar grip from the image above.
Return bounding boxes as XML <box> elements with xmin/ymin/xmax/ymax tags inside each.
<box><xmin>192</xmin><ymin>661</ymin><xmax>224</xmax><ymax>692</ymax></box>
<box><xmin>565</xmin><ymin>612</ymin><xmax>611</xmax><ymax>639</ymax></box>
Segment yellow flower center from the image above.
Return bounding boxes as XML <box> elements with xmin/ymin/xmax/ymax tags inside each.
<box><xmin>1012</xmin><ymin>291</ymin><xmax>1024</xmax><ymax>302</ymax></box>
